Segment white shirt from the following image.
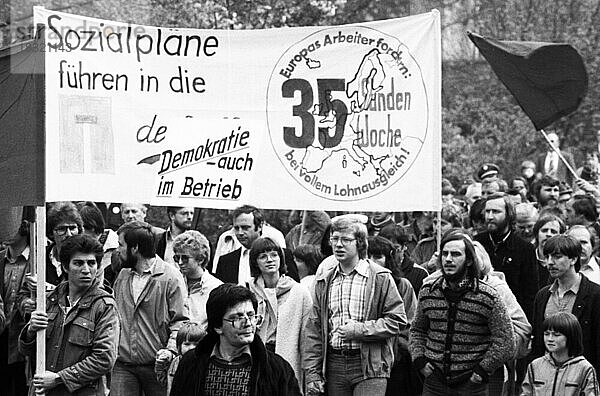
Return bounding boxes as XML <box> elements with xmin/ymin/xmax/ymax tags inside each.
<box><xmin>212</xmin><ymin>224</ymin><xmax>286</xmax><ymax>271</ymax></box>
<box><xmin>237</xmin><ymin>247</ymin><xmax>252</xmax><ymax>286</ymax></box>
<box><xmin>544</xmin><ymin>151</ymin><xmax>559</xmax><ymax>175</ymax></box>
<box><xmin>581</xmin><ymin>256</ymin><xmax>600</xmax><ymax>285</ymax></box>
<box><xmin>163</xmin><ymin>228</ymin><xmax>175</xmax><ymax>265</ymax></box>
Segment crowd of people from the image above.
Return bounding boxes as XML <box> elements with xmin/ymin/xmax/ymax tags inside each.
<box><xmin>1</xmin><ymin>131</ymin><xmax>600</xmax><ymax>395</ymax></box>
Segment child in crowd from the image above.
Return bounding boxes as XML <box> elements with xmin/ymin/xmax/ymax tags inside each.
<box><xmin>522</xmin><ymin>312</ymin><xmax>598</xmax><ymax>395</ymax></box>
<box><xmin>155</xmin><ymin>322</ymin><xmax>206</xmax><ymax>395</ymax></box>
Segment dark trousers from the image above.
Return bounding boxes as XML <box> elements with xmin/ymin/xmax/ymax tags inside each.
<box><xmin>422</xmin><ymin>371</ymin><xmax>488</xmax><ymax>396</ymax></box>
<box><xmin>386</xmin><ymin>347</ymin><xmax>422</xmax><ymax>396</ymax></box>
<box><xmin>0</xmin><ymin>329</ymin><xmax>28</xmax><ymax>396</ymax></box>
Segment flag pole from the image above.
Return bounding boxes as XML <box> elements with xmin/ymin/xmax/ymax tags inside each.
<box><xmin>539</xmin><ymin>129</ymin><xmax>579</xmax><ymax>180</ymax></box>
<box><xmin>33</xmin><ymin>206</ymin><xmax>46</xmax><ymax>385</ymax></box>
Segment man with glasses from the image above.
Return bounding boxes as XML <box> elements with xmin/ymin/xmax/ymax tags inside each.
<box><xmin>304</xmin><ymin>216</ymin><xmax>407</xmax><ymax>396</ymax></box>
<box><xmin>171</xmin><ymin>283</ymin><xmax>301</xmax><ymax>395</ymax></box>
<box><xmin>112</xmin><ymin>221</ymin><xmax>188</xmax><ymax>396</ymax></box>
<box><xmin>19</xmin><ymin>202</ymin><xmax>83</xmax><ymax>318</ymax></box>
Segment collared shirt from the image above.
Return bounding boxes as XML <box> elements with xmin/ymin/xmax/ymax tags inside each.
<box><xmin>545</xmin><ymin>274</ymin><xmax>582</xmax><ymax>318</ymax></box>
<box><xmin>48</xmin><ymin>247</ymin><xmax>63</xmax><ymax>278</ymax></box>
<box><xmin>580</xmin><ymin>256</ymin><xmax>600</xmax><ymax>285</ymax></box>
<box><xmin>545</xmin><ymin>151</ymin><xmax>559</xmax><ymax>175</ymax></box>
<box><xmin>212</xmin><ymin>225</ymin><xmax>287</xmax><ymax>271</ymax></box>
<box><xmin>163</xmin><ymin>228</ymin><xmax>175</xmax><ymax>265</ymax></box>
<box><xmin>210</xmin><ymin>342</ymin><xmax>252</xmax><ymax>365</ymax></box>
<box><xmin>237</xmin><ymin>247</ymin><xmax>251</xmax><ymax>286</ymax></box>
<box><xmin>3</xmin><ymin>246</ymin><xmax>29</xmax><ymax>322</ymax></box>
<box><xmin>328</xmin><ymin>259</ymin><xmax>369</xmax><ymax>349</ymax></box>
<box><xmin>131</xmin><ymin>259</ymin><xmax>156</xmax><ymax>302</ymax></box>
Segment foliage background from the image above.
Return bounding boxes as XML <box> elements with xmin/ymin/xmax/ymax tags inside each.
<box><xmin>1</xmin><ymin>0</ymin><xmax>598</xmax><ymax>244</ymax></box>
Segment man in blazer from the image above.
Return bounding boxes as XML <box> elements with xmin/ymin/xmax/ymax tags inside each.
<box><xmin>215</xmin><ymin>205</ymin><xmax>298</xmax><ymax>285</ymax></box>
<box><xmin>535</xmin><ymin>132</ymin><xmax>576</xmax><ymax>186</ymax></box>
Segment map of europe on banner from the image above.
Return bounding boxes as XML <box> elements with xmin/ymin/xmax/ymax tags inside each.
<box><xmin>35</xmin><ymin>7</ymin><xmax>441</xmax><ymax>211</ymax></box>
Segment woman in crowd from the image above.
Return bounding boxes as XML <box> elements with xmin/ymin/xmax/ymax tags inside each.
<box><xmin>292</xmin><ymin>244</ymin><xmax>323</xmax><ymax>293</ymax></box>
<box><xmin>532</xmin><ymin>214</ymin><xmax>565</xmax><ymax>289</ymax></box>
<box><xmin>172</xmin><ymin>230</ymin><xmax>222</xmax><ymax>327</ymax></box>
<box><xmin>247</xmin><ymin>237</ymin><xmax>312</xmax><ymax>390</ymax></box>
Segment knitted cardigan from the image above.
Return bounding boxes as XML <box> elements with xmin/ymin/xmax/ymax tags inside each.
<box><xmin>410</xmin><ymin>277</ymin><xmax>515</xmax><ymax>385</ymax></box>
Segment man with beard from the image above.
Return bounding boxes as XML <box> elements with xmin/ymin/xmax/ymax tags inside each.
<box><xmin>111</xmin><ymin>221</ymin><xmax>188</xmax><ymax>396</ymax></box>
<box><xmin>410</xmin><ymin>232</ymin><xmax>515</xmax><ymax>395</ymax></box>
<box><xmin>533</xmin><ymin>175</ymin><xmax>560</xmax><ymax>209</ymax></box>
<box><xmin>566</xmin><ymin>225</ymin><xmax>600</xmax><ymax>285</ymax></box>
<box><xmin>156</xmin><ymin>206</ymin><xmax>195</xmax><ymax>265</ymax></box>
<box><xmin>475</xmin><ymin>193</ymin><xmax>538</xmax><ymax>320</ymax></box>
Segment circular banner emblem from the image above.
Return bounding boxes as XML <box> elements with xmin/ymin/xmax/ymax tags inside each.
<box><xmin>267</xmin><ymin>26</ymin><xmax>429</xmax><ymax>201</ymax></box>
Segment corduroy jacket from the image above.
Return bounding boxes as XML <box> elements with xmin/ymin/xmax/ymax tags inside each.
<box><xmin>303</xmin><ymin>259</ymin><xmax>407</xmax><ymax>384</ymax></box>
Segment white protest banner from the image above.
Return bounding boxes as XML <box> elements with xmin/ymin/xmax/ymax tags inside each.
<box><xmin>35</xmin><ymin>7</ymin><xmax>441</xmax><ymax>210</ymax></box>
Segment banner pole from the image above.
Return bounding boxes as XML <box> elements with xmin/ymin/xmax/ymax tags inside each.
<box><xmin>436</xmin><ymin>210</ymin><xmax>441</xmax><ymax>253</ymax></box>
<box><xmin>299</xmin><ymin>210</ymin><xmax>308</xmax><ymax>246</ymax></box>
<box><xmin>34</xmin><ymin>206</ymin><xmax>46</xmax><ymax>383</ymax></box>
<box><xmin>539</xmin><ymin>129</ymin><xmax>579</xmax><ymax>179</ymax></box>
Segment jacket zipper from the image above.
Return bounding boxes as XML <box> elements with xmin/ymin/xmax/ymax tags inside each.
<box><xmin>551</xmin><ymin>366</ymin><xmax>559</xmax><ymax>396</ymax></box>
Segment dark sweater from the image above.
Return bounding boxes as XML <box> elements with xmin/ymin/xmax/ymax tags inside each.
<box><xmin>410</xmin><ymin>277</ymin><xmax>515</xmax><ymax>385</ymax></box>
<box><xmin>475</xmin><ymin>230</ymin><xmax>538</xmax><ymax>320</ymax></box>
<box><xmin>170</xmin><ymin>333</ymin><xmax>301</xmax><ymax>396</ymax></box>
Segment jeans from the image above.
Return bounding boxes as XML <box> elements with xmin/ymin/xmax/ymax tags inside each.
<box><xmin>111</xmin><ymin>361</ymin><xmax>166</xmax><ymax>396</ymax></box>
<box><xmin>326</xmin><ymin>352</ymin><xmax>387</xmax><ymax>396</ymax></box>
<box><xmin>422</xmin><ymin>371</ymin><xmax>488</xmax><ymax>396</ymax></box>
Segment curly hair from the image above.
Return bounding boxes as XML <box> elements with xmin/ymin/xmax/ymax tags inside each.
<box><xmin>172</xmin><ymin>230</ymin><xmax>211</xmax><ymax>268</ymax></box>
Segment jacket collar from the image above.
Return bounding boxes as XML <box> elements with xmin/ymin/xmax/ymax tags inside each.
<box><xmin>49</xmin><ymin>279</ymin><xmax>106</xmax><ymax>309</ymax></box>
<box><xmin>316</xmin><ymin>257</ymin><xmax>390</xmax><ymax>282</ymax></box>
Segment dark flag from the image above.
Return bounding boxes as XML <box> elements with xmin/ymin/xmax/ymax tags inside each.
<box><xmin>0</xmin><ymin>35</ymin><xmax>45</xmax><ymax>208</ymax></box>
<box><xmin>468</xmin><ymin>32</ymin><xmax>588</xmax><ymax>130</ymax></box>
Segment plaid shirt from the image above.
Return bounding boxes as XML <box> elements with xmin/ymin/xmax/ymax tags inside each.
<box><xmin>328</xmin><ymin>259</ymin><xmax>369</xmax><ymax>349</ymax></box>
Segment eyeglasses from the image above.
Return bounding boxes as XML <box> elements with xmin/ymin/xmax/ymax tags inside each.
<box><xmin>329</xmin><ymin>236</ymin><xmax>356</xmax><ymax>245</ymax></box>
<box><xmin>54</xmin><ymin>225</ymin><xmax>79</xmax><ymax>236</ymax></box>
<box><xmin>222</xmin><ymin>314</ymin><xmax>263</xmax><ymax>329</ymax></box>
<box><xmin>173</xmin><ymin>254</ymin><xmax>191</xmax><ymax>264</ymax></box>
<box><xmin>256</xmin><ymin>251</ymin><xmax>279</xmax><ymax>261</ymax></box>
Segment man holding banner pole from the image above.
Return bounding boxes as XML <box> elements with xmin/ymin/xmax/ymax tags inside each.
<box><xmin>19</xmin><ymin>234</ymin><xmax>119</xmax><ymax>395</ymax></box>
